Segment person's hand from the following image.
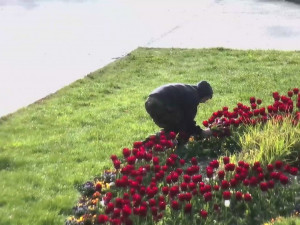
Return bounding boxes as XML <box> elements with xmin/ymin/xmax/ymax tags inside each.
<box><xmin>201</xmin><ymin>128</ymin><xmax>212</xmax><ymax>138</ymax></box>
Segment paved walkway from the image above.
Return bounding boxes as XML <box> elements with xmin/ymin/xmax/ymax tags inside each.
<box><xmin>1</xmin><ymin>0</ymin><xmax>300</xmax><ymax>117</ymax></box>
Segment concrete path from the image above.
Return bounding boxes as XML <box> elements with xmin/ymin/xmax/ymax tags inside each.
<box><xmin>1</xmin><ymin>0</ymin><xmax>300</xmax><ymax>117</ymax></box>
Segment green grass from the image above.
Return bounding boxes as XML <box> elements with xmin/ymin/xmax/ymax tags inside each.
<box><xmin>0</xmin><ymin>48</ymin><xmax>300</xmax><ymax>225</ymax></box>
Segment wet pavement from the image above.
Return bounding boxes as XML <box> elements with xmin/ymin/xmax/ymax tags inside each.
<box><xmin>1</xmin><ymin>0</ymin><xmax>300</xmax><ymax>117</ymax></box>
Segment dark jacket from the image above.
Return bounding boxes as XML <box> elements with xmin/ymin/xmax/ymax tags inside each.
<box><xmin>149</xmin><ymin>83</ymin><xmax>201</xmax><ymax>123</ymax></box>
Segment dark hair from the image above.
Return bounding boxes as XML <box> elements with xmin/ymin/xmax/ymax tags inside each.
<box><xmin>197</xmin><ymin>81</ymin><xmax>213</xmax><ymax>99</ymax></box>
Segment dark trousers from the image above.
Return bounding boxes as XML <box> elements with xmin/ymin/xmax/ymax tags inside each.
<box><xmin>145</xmin><ymin>96</ymin><xmax>198</xmax><ymax>134</ymax></box>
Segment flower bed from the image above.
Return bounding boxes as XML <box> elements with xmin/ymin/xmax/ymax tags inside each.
<box><xmin>66</xmin><ymin>89</ymin><xmax>300</xmax><ymax>225</ymax></box>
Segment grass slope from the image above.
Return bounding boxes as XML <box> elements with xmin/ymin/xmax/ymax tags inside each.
<box><xmin>0</xmin><ymin>48</ymin><xmax>299</xmax><ymax>225</ymax></box>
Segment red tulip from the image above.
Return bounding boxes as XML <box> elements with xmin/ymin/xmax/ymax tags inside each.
<box><xmin>221</xmin><ymin>180</ymin><xmax>229</xmax><ymax>189</ymax></box>
<box><xmin>268</xmin><ymin>180</ymin><xmax>275</xmax><ymax>189</ymax></box>
<box><xmin>204</xmin><ymin>192</ymin><xmax>212</xmax><ymax>202</ymax></box>
<box><xmin>253</xmin><ymin>109</ymin><xmax>260</xmax><ymax>116</ymax></box>
<box><xmin>235</xmin><ymin>191</ymin><xmax>243</xmax><ymax>201</ymax></box>
<box><xmin>188</xmin><ymin>182</ymin><xmax>196</xmax><ymax>190</ymax></box>
<box><xmin>184</xmin><ymin>203</ymin><xmax>192</xmax><ymax>213</ymax></box>
<box><xmin>159</xmin><ymin>201</ymin><xmax>166</xmax><ymax>210</ymax></box>
<box><xmin>110</xmin><ymin>218</ymin><xmax>121</xmax><ymax>225</ymax></box>
<box><xmin>132</xmin><ymin>194</ymin><xmax>142</xmax><ymax>206</ymax></box>
<box><xmin>183</xmin><ymin>174</ymin><xmax>191</xmax><ymax>183</ymax></box>
<box><xmin>139</xmin><ymin>206</ymin><xmax>147</xmax><ymax>217</ymax></box>
<box><xmin>127</xmin><ymin>156</ymin><xmax>136</xmax><ymax>165</ymax></box>
<box><xmin>169</xmin><ymin>131</ymin><xmax>177</xmax><ymax>139</ymax></box>
<box><xmin>218</xmin><ymin>170</ymin><xmax>225</xmax><ymax>180</ymax></box>
<box><xmin>230</xmin><ymin>178</ymin><xmax>238</xmax><ymax>187</ymax></box>
<box><xmin>171</xmin><ymin>200</ymin><xmax>180</xmax><ymax>210</ymax></box>
<box><xmin>279</xmin><ymin>174</ymin><xmax>289</xmax><ymax>185</ymax></box>
<box><xmin>213</xmin><ymin>185</ymin><xmax>220</xmax><ymax>191</ymax></box>
<box><xmin>192</xmin><ymin>174</ymin><xmax>202</xmax><ymax>183</ymax></box>
<box><xmin>259</xmin><ymin>107</ymin><xmax>266</xmax><ymax>115</ymax></box>
<box><xmin>180</xmin><ymin>182</ymin><xmax>188</xmax><ymax>192</ymax></box>
<box><xmin>267</xmin><ymin>164</ymin><xmax>274</xmax><ymax>172</ymax></box>
<box><xmin>273</xmin><ymin>92</ymin><xmax>280</xmax><ymax>100</ymax></box>
<box><xmin>202</xmin><ymin>120</ymin><xmax>209</xmax><ymax>127</ymax></box>
<box><xmin>200</xmin><ymin>209</ymin><xmax>208</xmax><ymax>218</ymax></box>
<box><xmin>223</xmin><ymin>156</ymin><xmax>230</xmax><ymax>164</ymax></box>
<box><xmin>260</xmin><ymin>182</ymin><xmax>268</xmax><ymax>192</ymax></box>
<box><xmin>151</xmin><ymin>206</ymin><xmax>158</xmax><ymax>216</ymax></box>
<box><xmin>154</xmin><ymin>144</ymin><xmax>163</xmax><ymax>152</ymax></box>
<box><xmin>122</xmin><ymin>148</ymin><xmax>131</xmax><ymax>158</ymax></box>
<box><xmin>267</xmin><ymin>105</ymin><xmax>273</xmax><ymax>113</ymax></box>
<box><xmin>209</xmin><ymin>160</ymin><xmax>219</xmax><ymax>169</ymax></box>
<box><xmin>169</xmin><ymin>186</ymin><xmax>179</xmax><ymax>198</ymax></box>
<box><xmin>179</xmin><ymin>159</ymin><xmax>185</xmax><ymax>166</ymax></box>
<box><xmin>110</xmin><ymin>155</ymin><xmax>118</xmax><ymax>161</ymax></box>
<box><xmin>141</xmin><ymin>198</ymin><xmax>151</xmax><ymax>208</ymax></box>
<box><xmin>162</xmin><ymin>186</ymin><xmax>169</xmax><ymax>195</ymax></box>
<box><xmin>178</xmin><ymin>193</ymin><xmax>186</xmax><ymax>202</ymax></box>
<box><xmin>225</xmin><ymin>163</ymin><xmax>235</xmax><ymax>171</ymax></box>
<box><xmin>288</xmin><ymin>91</ymin><xmax>293</xmax><ymax>97</ymax></box>
<box><xmin>205</xmin><ymin>184</ymin><xmax>212</xmax><ymax>192</ymax></box>
<box><xmin>98</xmin><ymin>215</ymin><xmax>109</xmax><ymax>224</ymax></box>
<box><xmin>105</xmin><ymin>202</ymin><xmax>114</xmax><ymax>214</ymax></box>
<box><xmin>222</xmin><ymin>191</ymin><xmax>231</xmax><ymax>200</ymax></box>
<box><xmin>171</xmin><ymin>172</ymin><xmax>179</xmax><ymax>182</ymax></box>
<box><xmin>122</xmin><ymin>205</ymin><xmax>132</xmax><ymax>217</ymax></box>
<box><xmin>206</xmin><ymin>167</ymin><xmax>214</xmax><ymax>178</ymax></box>
<box><xmin>113</xmin><ymin>160</ymin><xmax>121</xmax><ymax>169</ymax></box>
<box><xmin>253</xmin><ymin>161</ymin><xmax>261</xmax><ymax>169</ymax></box>
<box><xmin>176</xmin><ymin>168</ymin><xmax>183</xmax><ymax>175</ymax></box>
<box><xmin>249</xmin><ymin>176</ymin><xmax>258</xmax><ymax>186</ymax></box>
<box><xmin>275</xmin><ymin>160</ymin><xmax>283</xmax><ymax>169</ymax></box>
<box><xmin>250</xmin><ymin>97</ymin><xmax>256</xmax><ymax>103</ymax></box>
<box><xmin>191</xmin><ymin>157</ymin><xmax>198</xmax><ymax>165</ymax></box>
<box><xmin>257</xmin><ymin>99</ymin><xmax>262</xmax><ymax>104</ymax></box>
<box><xmin>290</xmin><ymin>167</ymin><xmax>298</xmax><ymax>175</ymax></box>
<box><xmin>244</xmin><ymin>193</ymin><xmax>252</xmax><ymax>201</ymax></box>
<box><xmin>185</xmin><ymin>192</ymin><xmax>192</xmax><ymax>201</ymax></box>
<box><xmin>113</xmin><ymin>208</ymin><xmax>121</xmax><ymax>217</ymax></box>
<box><xmin>166</xmin><ymin>157</ymin><xmax>175</xmax><ymax>167</ymax></box>
<box><xmin>270</xmin><ymin>172</ymin><xmax>280</xmax><ymax>180</ymax></box>
<box><xmin>243</xmin><ymin>179</ymin><xmax>250</xmax><ymax>186</ymax></box>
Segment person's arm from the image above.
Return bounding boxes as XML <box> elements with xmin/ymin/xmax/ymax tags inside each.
<box><xmin>181</xmin><ymin>105</ymin><xmax>199</xmax><ymax>134</ymax></box>
<box><xmin>201</xmin><ymin>128</ymin><xmax>213</xmax><ymax>138</ymax></box>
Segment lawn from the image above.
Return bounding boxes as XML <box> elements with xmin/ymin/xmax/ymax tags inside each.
<box><xmin>0</xmin><ymin>48</ymin><xmax>299</xmax><ymax>225</ymax></box>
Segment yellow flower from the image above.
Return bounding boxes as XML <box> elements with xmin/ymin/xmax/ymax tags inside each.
<box><xmin>88</xmin><ymin>205</ymin><xmax>96</xmax><ymax>211</ymax></box>
<box><xmin>78</xmin><ymin>216</ymin><xmax>84</xmax><ymax>222</ymax></box>
<box><xmin>67</xmin><ymin>216</ymin><xmax>75</xmax><ymax>221</ymax></box>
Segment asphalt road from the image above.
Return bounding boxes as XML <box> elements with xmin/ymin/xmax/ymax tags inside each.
<box><xmin>1</xmin><ymin>0</ymin><xmax>300</xmax><ymax>117</ymax></box>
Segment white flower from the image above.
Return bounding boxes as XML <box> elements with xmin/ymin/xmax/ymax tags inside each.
<box><xmin>224</xmin><ymin>200</ymin><xmax>230</xmax><ymax>207</ymax></box>
<box><xmin>100</xmin><ymin>199</ymin><xmax>105</xmax><ymax>206</ymax></box>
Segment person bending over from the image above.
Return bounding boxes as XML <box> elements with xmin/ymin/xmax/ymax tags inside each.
<box><xmin>145</xmin><ymin>81</ymin><xmax>213</xmax><ymax>139</ymax></box>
